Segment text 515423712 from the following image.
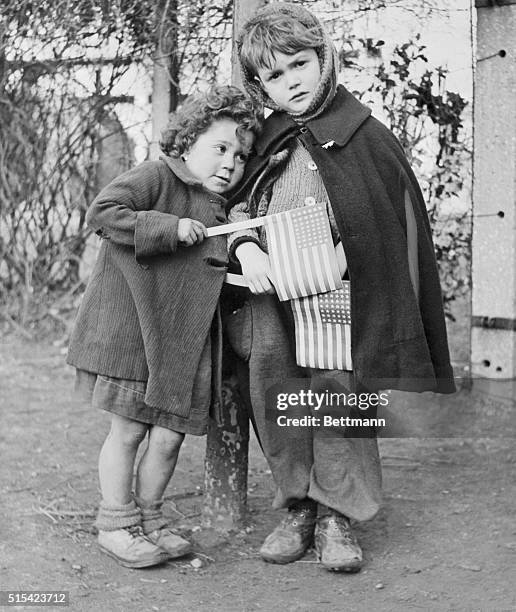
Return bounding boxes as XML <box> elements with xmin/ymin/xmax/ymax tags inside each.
<box><xmin>0</xmin><ymin>592</ymin><xmax>69</xmax><ymax>606</ymax></box>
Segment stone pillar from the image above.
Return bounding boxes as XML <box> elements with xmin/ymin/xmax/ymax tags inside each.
<box><xmin>472</xmin><ymin>0</ymin><xmax>516</xmax><ymax>398</ymax></box>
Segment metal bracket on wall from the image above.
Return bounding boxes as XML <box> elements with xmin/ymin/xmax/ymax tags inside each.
<box><xmin>472</xmin><ymin>316</ymin><xmax>516</xmax><ymax>330</ymax></box>
<box><xmin>475</xmin><ymin>0</ymin><xmax>516</xmax><ymax>7</ymax></box>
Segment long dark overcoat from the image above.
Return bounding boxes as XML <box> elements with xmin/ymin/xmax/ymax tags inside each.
<box><xmin>229</xmin><ymin>86</ymin><xmax>456</xmax><ymax>394</ymax></box>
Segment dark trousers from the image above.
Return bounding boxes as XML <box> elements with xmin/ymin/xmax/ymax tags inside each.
<box><xmin>226</xmin><ymin>294</ymin><xmax>382</xmax><ymax>522</ymax></box>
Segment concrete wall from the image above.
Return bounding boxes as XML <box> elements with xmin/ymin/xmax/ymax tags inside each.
<box><xmin>472</xmin><ymin>1</ymin><xmax>516</xmax><ymax>396</ymax></box>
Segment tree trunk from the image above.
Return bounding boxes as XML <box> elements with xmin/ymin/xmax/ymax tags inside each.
<box><xmin>150</xmin><ymin>0</ymin><xmax>179</xmax><ymax>159</ymax></box>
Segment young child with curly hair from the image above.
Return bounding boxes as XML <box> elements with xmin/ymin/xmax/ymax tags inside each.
<box><xmin>67</xmin><ymin>85</ymin><xmax>261</xmax><ymax>568</ymax></box>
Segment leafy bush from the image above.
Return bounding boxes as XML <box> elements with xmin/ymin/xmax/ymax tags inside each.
<box><xmin>355</xmin><ymin>36</ymin><xmax>471</xmax><ymax>318</ymax></box>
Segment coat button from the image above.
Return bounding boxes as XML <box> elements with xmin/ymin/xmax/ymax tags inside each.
<box><xmin>307</xmin><ymin>161</ymin><xmax>317</xmax><ymax>171</ymax></box>
<box><xmin>304</xmin><ymin>196</ymin><xmax>316</xmax><ymax>206</ymax></box>
<box><xmin>299</xmin><ymin>126</ymin><xmax>308</xmax><ymax>134</ymax></box>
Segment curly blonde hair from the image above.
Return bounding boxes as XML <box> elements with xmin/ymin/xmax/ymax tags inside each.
<box><xmin>160</xmin><ymin>85</ymin><xmax>263</xmax><ymax>158</ymax></box>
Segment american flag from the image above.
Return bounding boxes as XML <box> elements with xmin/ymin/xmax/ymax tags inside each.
<box><xmin>290</xmin><ymin>282</ymin><xmax>352</xmax><ymax>370</ymax></box>
<box><xmin>264</xmin><ymin>204</ymin><xmax>343</xmax><ymax>302</ymax></box>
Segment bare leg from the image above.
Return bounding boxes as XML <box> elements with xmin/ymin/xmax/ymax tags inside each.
<box><xmin>98</xmin><ymin>414</ymin><xmax>150</xmax><ymax>506</ymax></box>
<box><xmin>135</xmin><ymin>425</ymin><xmax>185</xmax><ymax>504</ymax></box>
<box><xmin>132</xmin><ymin>426</ymin><xmax>191</xmax><ymax>557</ymax></box>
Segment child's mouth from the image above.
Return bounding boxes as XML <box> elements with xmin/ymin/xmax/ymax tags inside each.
<box><xmin>291</xmin><ymin>92</ymin><xmax>308</xmax><ymax>102</ymax></box>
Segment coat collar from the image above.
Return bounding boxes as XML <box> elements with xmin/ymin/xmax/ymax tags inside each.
<box><xmin>256</xmin><ymin>85</ymin><xmax>372</xmax><ymax>155</ymax></box>
<box><xmin>228</xmin><ymin>86</ymin><xmax>372</xmax><ymax>206</ymax></box>
<box><xmin>160</xmin><ymin>154</ymin><xmax>202</xmax><ymax>186</ymax></box>
<box><xmin>160</xmin><ymin>154</ymin><xmax>232</xmax><ymax>202</ymax></box>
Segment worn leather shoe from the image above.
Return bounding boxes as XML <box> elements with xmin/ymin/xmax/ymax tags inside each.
<box><xmin>146</xmin><ymin>527</ymin><xmax>192</xmax><ymax>558</ymax></box>
<box><xmin>314</xmin><ymin>514</ymin><xmax>363</xmax><ymax>572</ymax></box>
<box><xmin>98</xmin><ymin>525</ymin><xmax>170</xmax><ymax>569</ymax></box>
<box><xmin>260</xmin><ymin>501</ymin><xmax>317</xmax><ymax>564</ymax></box>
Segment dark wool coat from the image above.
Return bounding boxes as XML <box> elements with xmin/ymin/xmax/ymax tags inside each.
<box><xmin>67</xmin><ymin>156</ymin><xmax>229</xmax><ymax>416</ymax></box>
<box><xmin>229</xmin><ymin>86</ymin><xmax>456</xmax><ymax>394</ymax></box>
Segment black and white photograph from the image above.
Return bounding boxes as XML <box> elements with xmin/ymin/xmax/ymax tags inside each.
<box><xmin>1</xmin><ymin>0</ymin><xmax>515</xmax><ymax>610</ymax></box>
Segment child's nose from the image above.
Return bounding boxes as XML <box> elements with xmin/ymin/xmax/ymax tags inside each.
<box><xmin>221</xmin><ymin>152</ymin><xmax>235</xmax><ymax>170</ymax></box>
<box><xmin>286</xmin><ymin>70</ymin><xmax>301</xmax><ymax>88</ymax></box>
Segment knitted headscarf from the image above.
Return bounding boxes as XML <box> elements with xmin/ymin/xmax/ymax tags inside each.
<box><xmin>237</xmin><ymin>3</ymin><xmax>339</xmax><ymax>123</ymax></box>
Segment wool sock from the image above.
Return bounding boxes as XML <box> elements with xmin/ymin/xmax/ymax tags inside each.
<box><xmin>135</xmin><ymin>498</ymin><xmax>168</xmax><ymax>534</ymax></box>
<box><xmin>94</xmin><ymin>499</ymin><xmax>141</xmax><ymax>532</ymax></box>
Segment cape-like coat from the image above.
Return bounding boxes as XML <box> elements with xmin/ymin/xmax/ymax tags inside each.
<box><xmin>229</xmin><ymin>86</ymin><xmax>455</xmax><ymax>394</ymax></box>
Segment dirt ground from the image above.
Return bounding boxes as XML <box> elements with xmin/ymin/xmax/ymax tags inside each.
<box><xmin>1</xmin><ymin>333</ymin><xmax>516</xmax><ymax>612</ymax></box>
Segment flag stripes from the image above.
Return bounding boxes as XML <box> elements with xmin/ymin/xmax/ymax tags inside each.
<box><xmin>264</xmin><ymin>204</ymin><xmax>342</xmax><ymax>301</ymax></box>
<box><xmin>291</xmin><ymin>282</ymin><xmax>352</xmax><ymax>370</ymax></box>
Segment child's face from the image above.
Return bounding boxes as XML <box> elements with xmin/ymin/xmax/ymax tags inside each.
<box><xmin>184</xmin><ymin>118</ymin><xmax>254</xmax><ymax>194</ymax></box>
<box><xmin>256</xmin><ymin>48</ymin><xmax>321</xmax><ymax>114</ymax></box>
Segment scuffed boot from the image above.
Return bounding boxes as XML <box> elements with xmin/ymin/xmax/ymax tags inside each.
<box><xmin>259</xmin><ymin>500</ymin><xmax>317</xmax><ymax>564</ymax></box>
<box><xmin>314</xmin><ymin>513</ymin><xmax>363</xmax><ymax>572</ymax></box>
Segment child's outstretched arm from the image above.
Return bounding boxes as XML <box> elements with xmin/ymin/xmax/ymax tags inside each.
<box><xmin>227</xmin><ymin>200</ymin><xmax>275</xmax><ymax>295</ymax></box>
<box><xmin>235</xmin><ymin>241</ymin><xmax>275</xmax><ymax>295</ymax></box>
<box><xmin>86</xmin><ymin>162</ymin><xmax>206</xmax><ymax>259</ymax></box>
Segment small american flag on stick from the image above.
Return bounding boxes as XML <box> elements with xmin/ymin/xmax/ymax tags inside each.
<box><xmin>264</xmin><ymin>204</ymin><xmax>342</xmax><ymax>301</ymax></box>
<box><xmin>291</xmin><ymin>281</ymin><xmax>352</xmax><ymax>370</ymax></box>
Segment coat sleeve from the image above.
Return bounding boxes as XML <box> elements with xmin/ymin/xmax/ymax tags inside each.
<box><xmin>227</xmin><ymin>199</ymin><xmax>262</xmax><ymax>261</ymax></box>
<box><xmin>86</xmin><ymin>161</ymin><xmax>179</xmax><ymax>259</ymax></box>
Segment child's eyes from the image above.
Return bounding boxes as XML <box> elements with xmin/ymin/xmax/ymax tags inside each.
<box><xmin>213</xmin><ymin>145</ymin><xmax>247</xmax><ymax>163</ymax></box>
<box><xmin>267</xmin><ymin>61</ymin><xmax>307</xmax><ymax>80</ymax></box>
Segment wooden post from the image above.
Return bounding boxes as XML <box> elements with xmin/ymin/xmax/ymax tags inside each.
<box><xmin>203</xmin><ymin>373</ymin><xmax>250</xmax><ymax>530</ymax></box>
<box><xmin>471</xmin><ymin>0</ymin><xmax>516</xmax><ymax>400</ymax></box>
<box><xmin>202</xmin><ymin>0</ymin><xmax>265</xmax><ymax>531</ymax></box>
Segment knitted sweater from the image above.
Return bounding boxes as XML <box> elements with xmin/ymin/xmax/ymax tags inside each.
<box><xmin>228</xmin><ymin>139</ymin><xmax>340</xmax><ymax>252</ymax></box>
<box><xmin>67</xmin><ymin>156</ymin><xmax>229</xmax><ymax>416</ymax></box>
